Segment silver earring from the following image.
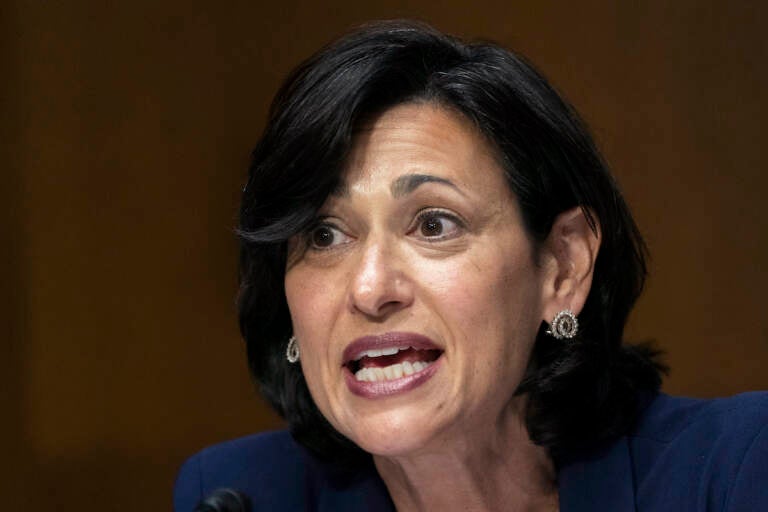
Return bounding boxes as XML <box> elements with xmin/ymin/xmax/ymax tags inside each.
<box><xmin>546</xmin><ymin>309</ymin><xmax>578</xmax><ymax>339</ymax></box>
<box><xmin>286</xmin><ymin>336</ymin><xmax>300</xmax><ymax>363</ymax></box>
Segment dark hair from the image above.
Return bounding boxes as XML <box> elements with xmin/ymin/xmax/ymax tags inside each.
<box><xmin>238</xmin><ymin>20</ymin><xmax>665</xmax><ymax>463</ymax></box>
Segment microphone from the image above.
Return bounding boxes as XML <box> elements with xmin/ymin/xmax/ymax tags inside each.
<box><xmin>194</xmin><ymin>488</ymin><xmax>251</xmax><ymax>512</ymax></box>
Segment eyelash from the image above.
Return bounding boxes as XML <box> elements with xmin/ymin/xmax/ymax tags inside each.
<box><xmin>410</xmin><ymin>208</ymin><xmax>466</xmax><ymax>241</ymax></box>
<box><xmin>304</xmin><ymin>208</ymin><xmax>466</xmax><ymax>251</ymax></box>
<box><xmin>305</xmin><ymin>220</ymin><xmax>350</xmax><ymax>251</ymax></box>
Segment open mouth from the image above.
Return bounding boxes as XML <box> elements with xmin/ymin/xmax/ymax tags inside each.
<box><xmin>346</xmin><ymin>346</ymin><xmax>442</xmax><ymax>382</ymax></box>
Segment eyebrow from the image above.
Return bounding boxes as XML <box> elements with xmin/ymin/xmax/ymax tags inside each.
<box><xmin>390</xmin><ymin>173</ymin><xmax>460</xmax><ymax>197</ymax></box>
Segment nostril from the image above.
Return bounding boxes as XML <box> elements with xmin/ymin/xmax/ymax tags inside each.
<box><xmin>347</xmin><ymin>251</ymin><xmax>414</xmax><ymax>317</ymax></box>
<box><xmin>381</xmin><ymin>299</ymin><xmax>405</xmax><ymax>309</ymax></box>
<box><xmin>352</xmin><ymin>298</ymin><xmax>408</xmax><ymax>318</ymax></box>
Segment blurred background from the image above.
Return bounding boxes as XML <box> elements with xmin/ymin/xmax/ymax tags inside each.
<box><xmin>3</xmin><ymin>1</ymin><xmax>767</xmax><ymax>509</ymax></box>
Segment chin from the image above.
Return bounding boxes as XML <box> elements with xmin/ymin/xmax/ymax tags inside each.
<box><xmin>339</xmin><ymin>403</ymin><xmax>447</xmax><ymax>459</ymax></box>
<box><xmin>356</xmin><ymin>431</ymin><xmax>435</xmax><ymax>459</ymax></box>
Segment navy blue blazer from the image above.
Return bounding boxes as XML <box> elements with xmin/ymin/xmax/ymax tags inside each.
<box><xmin>175</xmin><ymin>392</ymin><xmax>768</xmax><ymax>511</ymax></box>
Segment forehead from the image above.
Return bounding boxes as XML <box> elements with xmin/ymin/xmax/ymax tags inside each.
<box><xmin>335</xmin><ymin>102</ymin><xmax>510</xmax><ymax>199</ymax></box>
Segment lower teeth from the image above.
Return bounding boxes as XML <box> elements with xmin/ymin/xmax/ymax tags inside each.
<box><xmin>354</xmin><ymin>360</ymin><xmax>432</xmax><ymax>382</ymax></box>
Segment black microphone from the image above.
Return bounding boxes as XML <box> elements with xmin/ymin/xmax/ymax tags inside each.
<box><xmin>194</xmin><ymin>488</ymin><xmax>251</xmax><ymax>512</ymax></box>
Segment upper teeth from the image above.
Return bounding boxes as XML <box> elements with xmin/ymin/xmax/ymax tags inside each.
<box><xmin>356</xmin><ymin>346</ymin><xmax>409</xmax><ymax>360</ymax></box>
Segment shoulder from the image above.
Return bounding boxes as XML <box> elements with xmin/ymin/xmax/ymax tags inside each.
<box><xmin>174</xmin><ymin>430</ymin><xmax>393</xmax><ymax>512</ymax></box>
<box><xmin>632</xmin><ymin>391</ymin><xmax>768</xmax><ymax>440</ymax></box>
<box><xmin>173</xmin><ymin>430</ymin><xmax>312</xmax><ymax>511</ymax></box>
<box><xmin>629</xmin><ymin>392</ymin><xmax>768</xmax><ymax>511</ymax></box>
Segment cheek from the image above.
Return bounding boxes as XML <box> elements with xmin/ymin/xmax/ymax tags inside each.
<box><xmin>431</xmin><ymin>250</ymin><xmax>538</xmax><ymax>314</ymax></box>
<box><xmin>284</xmin><ymin>272</ymin><xmax>306</xmax><ymax>327</ymax></box>
<box><xmin>427</xmin><ymin>251</ymin><xmax>542</xmax><ymax>360</ymax></box>
<box><xmin>286</xmin><ymin>268</ymin><xmax>327</xmax><ymax>323</ymax></box>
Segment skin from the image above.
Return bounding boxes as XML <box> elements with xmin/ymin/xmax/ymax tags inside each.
<box><xmin>284</xmin><ymin>103</ymin><xmax>600</xmax><ymax>511</ymax></box>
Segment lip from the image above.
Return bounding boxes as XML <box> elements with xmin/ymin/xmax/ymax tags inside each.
<box><xmin>342</xmin><ymin>332</ymin><xmax>443</xmax><ymax>399</ymax></box>
<box><xmin>342</xmin><ymin>331</ymin><xmax>442</xmax><ymax>364</ymax></box>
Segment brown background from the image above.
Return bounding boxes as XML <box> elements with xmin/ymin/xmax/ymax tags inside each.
<box><xmin>3</xmin><ymin>1</ymin><xmax>767</xmax><ymax>510</ymax></box>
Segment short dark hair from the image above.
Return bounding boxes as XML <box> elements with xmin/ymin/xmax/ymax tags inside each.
<box><xmin>238</xmin><ymin>20</ymin><xmax>665</xmax><ymax>464</ymax></box>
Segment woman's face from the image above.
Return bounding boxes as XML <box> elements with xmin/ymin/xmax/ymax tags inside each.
<box><xmin>285</xmin><ymin>103</ymin><xmax>552</xmax><ymax>457</ymax></box>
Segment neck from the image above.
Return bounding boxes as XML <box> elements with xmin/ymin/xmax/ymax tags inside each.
<box><xmin>373</xmin><ymin>397</ymin><xmax>558</xmax><ymax>512</ymax></box>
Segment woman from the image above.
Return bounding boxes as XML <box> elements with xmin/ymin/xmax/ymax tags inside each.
<box><xmin>175</xmin><ymin>21</ymin><xmax>768</xmax><ymax>511</ymax></box>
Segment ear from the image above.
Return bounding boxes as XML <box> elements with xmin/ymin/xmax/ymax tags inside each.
<box><xmin>539</xmin><ymin>207</ymin><xmax>601</xmax><ymax>323</ymax></box>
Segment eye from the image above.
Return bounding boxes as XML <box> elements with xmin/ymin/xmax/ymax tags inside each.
<box><xmin>412</xmin><ymin>209</ymin><xmax>465</xmax><ymax>241</ymax></box>
<box><xmin>307</xmin><ymin>222</ymin><xmax>352</xmax><ymax>250</ymax></box>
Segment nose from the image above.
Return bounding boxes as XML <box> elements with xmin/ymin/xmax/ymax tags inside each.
<box><xmin>347</xmin><ymin>240</ymin><xmax>413</xmax><ymax>319</ymax></box>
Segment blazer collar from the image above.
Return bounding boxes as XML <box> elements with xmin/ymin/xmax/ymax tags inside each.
<box><xmin>311</xmin><ymin>456</ymin><xmax>395</xmax><ymax>512</ymax></box>
<box><xmin>313</xmin><ymin>436</ymin><xmax>637</xmax><ymax>511</ymax></box>
<box><xmin>557</xmin><ymin>436</ymin><xmax>636</xmax><ymax>512</ymax></box>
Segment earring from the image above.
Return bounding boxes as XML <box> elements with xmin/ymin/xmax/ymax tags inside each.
<box><xmin>546</xmin><ymin>309</ymin><xmax>579</xmax><ymax>339</ymax></box>
<box><xmin>286</xmin><ymin>336</ymin><xmax>300</xmax><ymax>363</ymax></box>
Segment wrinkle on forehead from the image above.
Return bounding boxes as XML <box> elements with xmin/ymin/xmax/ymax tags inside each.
<box><xmin>330</xmin><ymin>172</ymin><xmax>461</xmax><ymax>199</ymax></box>
<box><xmin>335</xmin><ymin>104</ymin><xmax>489</xmax><ymax>198</ymax></box>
